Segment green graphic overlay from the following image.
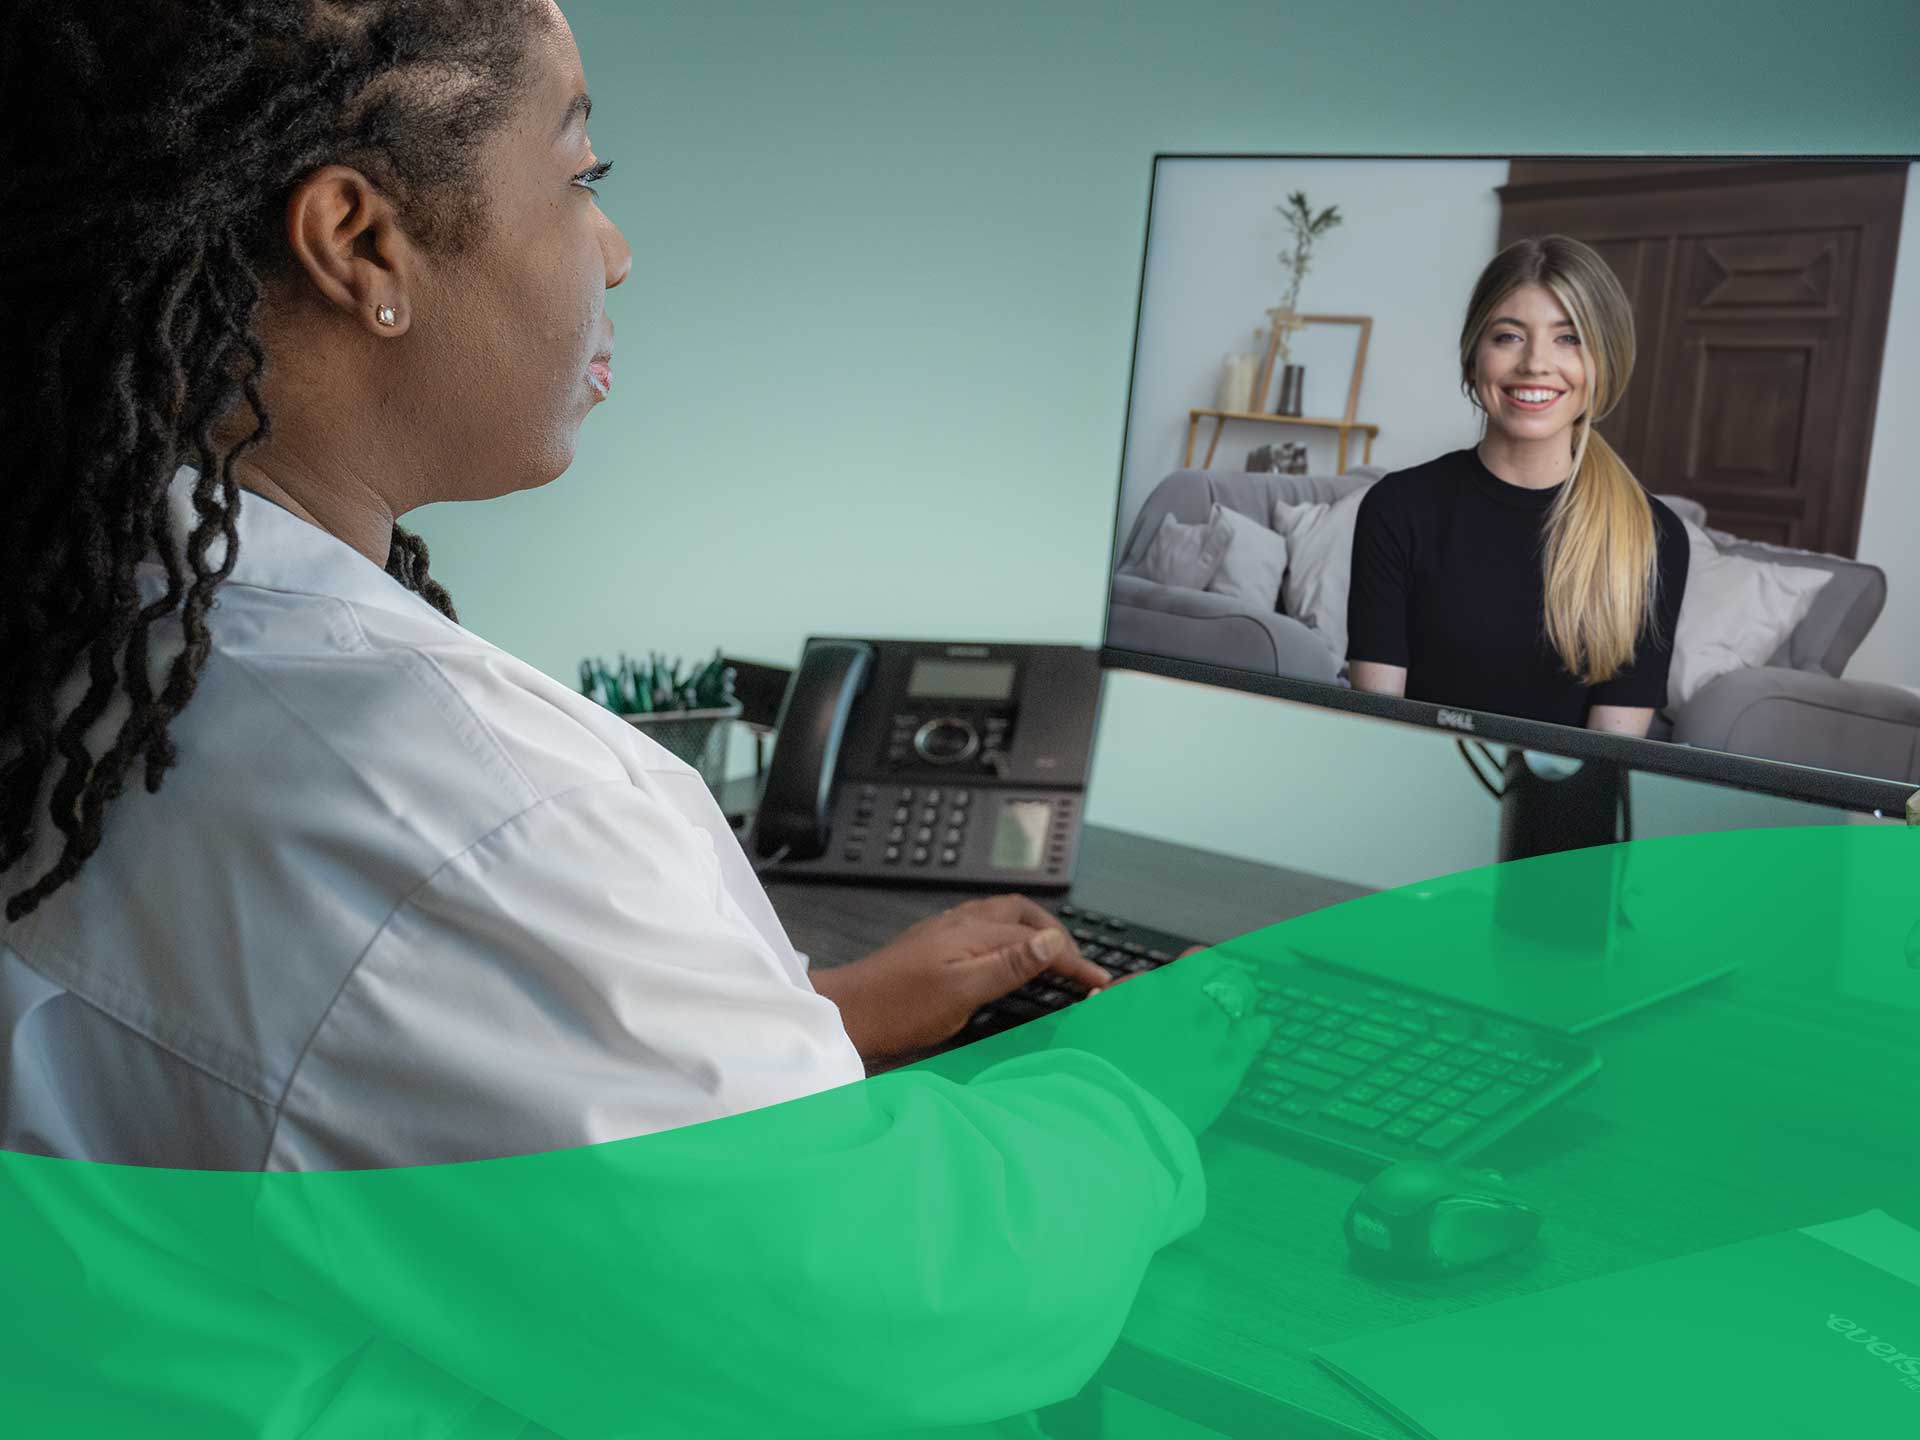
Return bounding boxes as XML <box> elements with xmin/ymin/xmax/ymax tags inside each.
<box><xmin>3</xmin><ymin>826</ymin><xmax>1918</xmax><ymax>1438</ymax></box>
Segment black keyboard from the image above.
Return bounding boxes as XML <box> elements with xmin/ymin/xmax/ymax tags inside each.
<box><xmin>961</xmin><ymin>905</ymin><xmax>1601</xmax><ymax>1168</ymax></box>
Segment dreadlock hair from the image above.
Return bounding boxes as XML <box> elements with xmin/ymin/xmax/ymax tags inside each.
<box><xmin>0</xmin><ymin>0</ymin><xmax>547</xmax><ymax>921</ymax></box>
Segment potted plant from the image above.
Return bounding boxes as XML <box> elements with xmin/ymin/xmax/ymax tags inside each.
<box><xmin>579</xmin><ymin>650</ymin><xmax>742</xmax><ymax>791</ymax></box>
<box><xmin>1266</xmin><ymin>191</ymin><xmax>1342</xmax><ymax>414</ymax></box>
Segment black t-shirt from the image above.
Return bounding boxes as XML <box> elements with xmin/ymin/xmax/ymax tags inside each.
<box><xmin>1345</xmin><ymin>447</ymin><xmax>1690</xmax><ymax>729</ymax></box>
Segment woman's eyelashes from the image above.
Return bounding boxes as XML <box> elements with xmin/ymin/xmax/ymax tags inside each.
<box><xmin>1493</xmin><ymin>331</ymin><xmax>1579</xmax><ymax>346</ymax></box>
<box><xmin>572</xmin><ymin>158</ymin><xmax>613</xmax><ymax>194</ymax></box>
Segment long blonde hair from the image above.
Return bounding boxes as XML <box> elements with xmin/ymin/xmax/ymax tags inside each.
<box><xmin>1460</xmin><ymin>236</ymin><xmax>1656</xmax><ymax>687</ymax></box>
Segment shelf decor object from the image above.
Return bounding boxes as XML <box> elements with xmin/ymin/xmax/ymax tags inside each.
<box><xmin>1185</xmin><ymin>313</ymin><xmax>1377</xmax><ymax>473</ymax></box>
<box><xmin>1249</xmin><ymin>192</ymin><xmax>1343</xmax><ymax>413</ymax></box>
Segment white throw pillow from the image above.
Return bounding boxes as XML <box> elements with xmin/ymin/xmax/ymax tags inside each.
<box><xmin>1668</xmin><ymin>520</ymin><xmax>1833</xmax><ymax>708</ymax></box>
<box><xmin>1204</xmin><ymin>503</ymin><xmax>1289</xmax><ymax>608</ymax></box>
<box><xmin>1124</xmin><ymin>511</ymin><xmax>1233</xmax><ymax>591</ymax></box>
<box><xmin>1270</xmin><ymin>484</ymin><xmax>1373</xmax><ymax>659</ymax></box>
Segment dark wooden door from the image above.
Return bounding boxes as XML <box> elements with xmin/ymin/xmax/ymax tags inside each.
<box><xmin>1497</xmin><ymin>160</ymin><xmax>1907</xmax><ymax>556</ymax></box>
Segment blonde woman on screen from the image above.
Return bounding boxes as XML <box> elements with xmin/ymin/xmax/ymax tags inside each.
<box><xmin>1346</xmin><ymin>235</ymin><xmax>1689</xmax><ymax>735</ymax></box>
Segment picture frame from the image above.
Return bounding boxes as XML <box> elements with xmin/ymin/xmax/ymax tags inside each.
<box><xmin>1251</xmin><ymin>311</ymin><xmax>1373</xmax><ymax>423</ymax></box>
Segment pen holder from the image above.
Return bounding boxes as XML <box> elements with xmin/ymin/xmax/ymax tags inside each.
<box><xmin>621</xmin><ymin>703</ymin><xmax>743</xmax><ymax>793</ymax></box>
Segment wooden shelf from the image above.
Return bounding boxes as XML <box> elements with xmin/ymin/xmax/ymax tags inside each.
<box><xmin>1184</xmin><ymin>409</ymin><xmax>1380</xmax><ymax>472</ymax></box>
<box><xmin>1192</xmin><ymin>311</ymin><xmax>1379</xmax><ymax>473</ymax></box>
<box><xmin>1189</xmin><ymin>409</ymin><xmax>1380</xmax><ymax>432</ymax></box>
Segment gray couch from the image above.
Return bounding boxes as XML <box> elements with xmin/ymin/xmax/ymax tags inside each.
<box><xmin>1110</xmin><ymin>469</ymin><xmax>1381</xmax><ymax>685</ymax></box>
<box><xmin>1109</xmin><ymin>468</ymin><xmax>1920</xmax><ymax>782</ymax></box>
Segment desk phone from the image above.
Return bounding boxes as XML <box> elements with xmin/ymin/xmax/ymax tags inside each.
<box><xmin>749</xmin><ymin>638</ymin><xmax>1101</xmax><ymax>890</ymax></box>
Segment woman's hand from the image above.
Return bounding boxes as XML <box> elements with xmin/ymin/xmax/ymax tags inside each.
<box><xmin>812</xmin><ymin>895</ymin><xmax>1112</xmax><ymax>1057</ymax></box>
<box><xmin>1349</xmin><ymin>660</ymin><xmax>1408</xmax><ymax>698</ymax></box>
<box><xmin>1586</xmin><ymin>704</ymin><xmax>1653</xmax><ymax>736</ymax></box>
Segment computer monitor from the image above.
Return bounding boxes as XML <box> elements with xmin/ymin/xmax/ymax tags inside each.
<box><xmin>1103</xmin><ymin>155</ymin><xmax>1919</xmax><ymax>841</ymax></box>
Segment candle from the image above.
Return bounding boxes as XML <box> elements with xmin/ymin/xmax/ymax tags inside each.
<box><xmin>1219</xmin><ymin>353</ymin><xmax>1258</xmax><ymax>413</ymax></box>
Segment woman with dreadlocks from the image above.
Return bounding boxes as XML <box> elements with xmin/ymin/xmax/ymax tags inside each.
<box><xmin>0</xmin><ymin>2</ymin><xmax>1269</xmax><ymax>1434</ymax></box>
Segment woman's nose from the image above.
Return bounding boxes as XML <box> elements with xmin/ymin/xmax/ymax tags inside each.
<box><xmin>604</xmin><ymin>220</ymin><xmax>633</xmax><ymax>289</ymax></box>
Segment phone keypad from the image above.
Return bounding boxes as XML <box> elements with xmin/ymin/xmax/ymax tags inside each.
<box><xmin>851</xmin><ymin>784</ymin><xmax>973</xmax><ymax>867</ymax></box>
<box><xmin>829</xmin><ymin>784</ymin><xmax>1069</xmax><ymax>885</ymax></box>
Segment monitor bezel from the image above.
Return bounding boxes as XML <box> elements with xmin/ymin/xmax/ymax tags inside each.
<box><xmin>1100</xmin><ymin>151</ymin><xmax>1919</xmax><ymax>818</ymax></box>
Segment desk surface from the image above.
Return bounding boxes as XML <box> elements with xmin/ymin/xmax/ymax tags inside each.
<box><xmin>761</xmin><ymin>821</ymin><xmax>1920</xmax><ymax>1439</ymax></box>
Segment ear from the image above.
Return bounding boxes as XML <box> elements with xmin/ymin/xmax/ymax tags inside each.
<box><xmin>282</xmin><ymin>164</ymin><xmax>415</xmax><ymax>337</ymax></box>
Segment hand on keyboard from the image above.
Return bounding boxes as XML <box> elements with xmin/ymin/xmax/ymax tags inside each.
<box><xmin>1100</xmin><ymin>942</ymin><xmax>1206</xmax><ymax>984</ymax></box>
<box><xmin>816</xmin><ymin>894</ymin><xmax>1111</xmax><ymax>1056</ymax></box>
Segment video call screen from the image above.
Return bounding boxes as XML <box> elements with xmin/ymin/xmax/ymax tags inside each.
<box><xmin>1106</xmin><ymin>156</ymin><xmax>1917</xmax><ymax>792</ymax></box>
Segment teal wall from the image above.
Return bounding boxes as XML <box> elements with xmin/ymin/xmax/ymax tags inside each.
<box><xmin>413</xmin><ymin>0</ymin><xmax>1920</xmax><ymax>891</ymax></box>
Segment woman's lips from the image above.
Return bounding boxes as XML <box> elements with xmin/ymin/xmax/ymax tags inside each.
<box><xmin>586</xmin><ymin>360</ymin><xmax>613</xmax><ymax>399</ymax></box>
<box><xmin>1502</xmin><ymin>387</ymin><xmax>1561</xmax><ymax>412</ymax></box>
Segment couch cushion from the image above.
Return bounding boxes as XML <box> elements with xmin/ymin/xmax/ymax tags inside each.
<box><xmin>1122</xmin><ymin>511</ymin><xmax>1232</xmax><ymax>590</ymax></box>
<box><xmin>1700</xmin><ymin>528</ymin><xmax>1886</xmax><ymax>677</ymax></box>
<box><xmin>1271</xmin><ymin>484</ymin><xmax>1376</xmax><ymax>668</ymax></box>
<box><xmin>1119</xmin><ymin>467</ymin><xmax>1385</xmax><ymax>571</ymax></box>
<box><xmin>1205</xmin><ymin>503</ymin><xmax>1290</xmax><ymax>608</ymax></box>
<box><xmin>1669</xmin><ymin>520</ymin><xmax>1833</xmax><ymax>708</ymax></box>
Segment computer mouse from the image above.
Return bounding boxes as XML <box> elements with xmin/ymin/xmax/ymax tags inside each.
<box><xmin>1344</xmin><ymin>1159</ymin><xmax>1543</xmax><ymax>1277</ymax></box>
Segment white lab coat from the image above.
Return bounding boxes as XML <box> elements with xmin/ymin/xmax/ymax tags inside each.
<box><xmin>0</xmin><ymin>473</ymin><xmax>865</xmax><ymax>1169</ymax></box>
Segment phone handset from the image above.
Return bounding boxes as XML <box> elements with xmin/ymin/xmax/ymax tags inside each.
<box><xmin>753</xmin><ymin>639</ymin><xmax>875</xmax><ymax>860</ymax></box>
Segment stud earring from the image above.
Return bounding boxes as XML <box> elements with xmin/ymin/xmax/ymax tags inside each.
<box><xmin>375</xmin><ymin>305</ymin><xmax>398</xmax><ymax>327</ymax></box>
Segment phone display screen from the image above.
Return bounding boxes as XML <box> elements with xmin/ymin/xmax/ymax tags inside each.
<box><xmin>908</xmin><ymin>658</ymin><xmax>1016</xmax><ymax>701</ymax></box>
<box><xmin>990</xmin><ymin>800</ymin><xmax>1053</xmax><ymax>871</ymax></box>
